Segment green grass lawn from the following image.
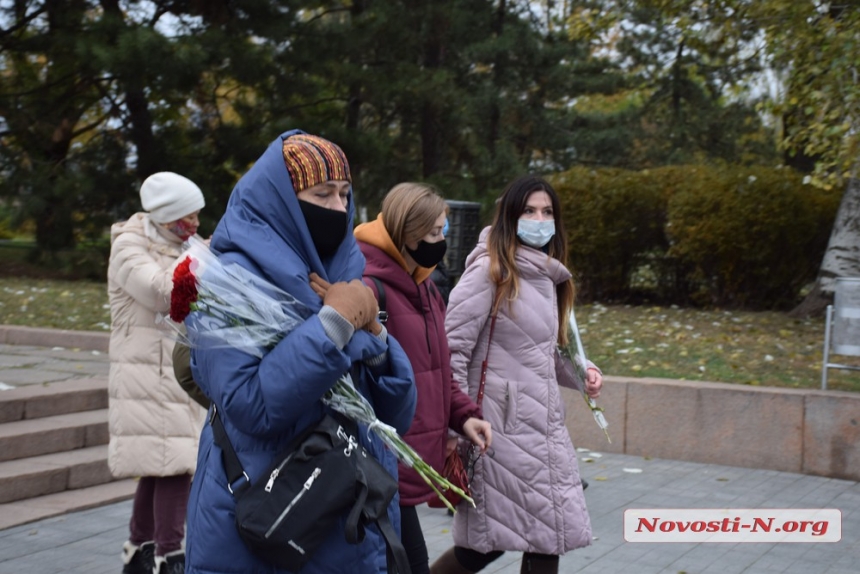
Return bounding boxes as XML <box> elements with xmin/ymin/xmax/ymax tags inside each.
<box><xmin>1</xmin><ymin>275</ymin><xmax>858</xmax><ymax>393</ymax></box>
<box><xmin>0</xmin><ymin>278</ymin><xmax>111</xmax><ymax>331</ymax></box>
<box><xmin>577</xmin><ymin>303</ymin><xmax>860</xmax><ymax>392</ymax></box>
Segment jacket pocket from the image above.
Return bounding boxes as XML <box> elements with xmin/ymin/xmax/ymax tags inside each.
<box><xmin>503</xmin><ymin>381</ymin><xmax>518</xmax><ymax>434</ymax></box>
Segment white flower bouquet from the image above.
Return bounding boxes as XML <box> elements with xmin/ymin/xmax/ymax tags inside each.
<box><xmin>168</xmin><ymin>237</ymin><xmax>474</xmax><ymax>511</ymax></box>
<box><xmin>557</xmin><ymin>310</ymin><xmax>611</xmax><ymax>443</ymax></box>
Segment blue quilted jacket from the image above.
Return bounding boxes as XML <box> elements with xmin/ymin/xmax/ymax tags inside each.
<box><xmin>184</xmin><ymin>129</ymin><xmax>417</xmax><ymax>574</ymax></box>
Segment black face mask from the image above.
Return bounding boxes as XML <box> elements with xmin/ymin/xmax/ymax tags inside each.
<box><xmin>299</xmin><ymin>200</ymin><xmax>348</xmax><ymax>259</ymax></box>
<box><xmin>406</xmin><ymin>239</ymin><xmax>447</xmax><ymax>268</ymax></box>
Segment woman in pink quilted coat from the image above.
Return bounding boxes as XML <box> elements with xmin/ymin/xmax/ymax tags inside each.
<box><xmin>431</xmin><ymin>175</ymin><xmax>603</xmax><ymax>574</ymax></box>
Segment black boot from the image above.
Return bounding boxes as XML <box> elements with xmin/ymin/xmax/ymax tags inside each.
<box><xmin>520</xmin><ymin>554</ymin><xmax>559</xmax><ymax>574</ymax></box>
<box><xmin>430</xmin><ymin>547</ymin><xmax>475</xmax><ymax>574</ymax></box>
<box><xmin>121</xmin><ymin>541</ymin><xmax>154</xmax><ymax>574</ymax></box>
<box><xmin>154</xmin><ymin>550</ymin><xmax>185</xmax><ymax>574</ymax></box>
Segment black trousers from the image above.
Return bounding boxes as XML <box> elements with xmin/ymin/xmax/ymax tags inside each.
<box><xmin>454</xmin><ymin>545</ymin><xmax>558</xmax><ymax>572</ymax></box>
<box><xmin>400</xmin><ymin>505</ymin><xmax>430</xmax><ymax>574</ymax></box>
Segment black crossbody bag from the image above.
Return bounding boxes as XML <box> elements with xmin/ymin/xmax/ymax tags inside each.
<box><xmin>210</xmin><ymin>405</ymin><xmax>411</xmax><ymax>573</ymax></box>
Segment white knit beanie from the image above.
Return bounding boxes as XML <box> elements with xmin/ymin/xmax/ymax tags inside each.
<box><xmin>139</xmin><ymin>172</ymin><xmax>205</xmax><ymax>224</ymax></box>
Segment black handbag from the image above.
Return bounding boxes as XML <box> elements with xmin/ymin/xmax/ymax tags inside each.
<box><xmin>210</xmin><ymin>406</ymin><xmax>411</xmax><ymax>573</ymax></box>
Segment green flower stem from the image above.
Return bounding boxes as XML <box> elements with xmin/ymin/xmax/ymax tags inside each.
<box><xmin>563</xmin><ymin>310</ymin><xmax>612</xmax><ymax>443</ymax></box>
<box><xmin>583</xmin><ymin>394</ymin><xmax>612</xmax><ymax>443</ymax></box>
<box><xmin>323</xmin><ymin>377</ymin><xmax>475</xmax><ymax>511</ymax></box>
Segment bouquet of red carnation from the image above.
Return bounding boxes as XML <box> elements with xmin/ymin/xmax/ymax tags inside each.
<box><xmin>170</xmin><ymin>257</ymin><xmax>198</xmax><ymax>323</ymax></box>
<box><xmin>167</xmin><ymin>237</ymin><xmax>474</xmax><ymax>511</ymax></box>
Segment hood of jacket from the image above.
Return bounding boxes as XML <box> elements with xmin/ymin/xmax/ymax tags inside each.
<box><xmin>110</xmin><ymin>211</ymin><xmax>184</xmax><ymax>251</ymax></box>
<box><xmin>466</xmin><ymin>226</ymin><xmax>571</xmax><ymax>288</ymax></box>
<box><xmin>210</xmin><ymin>129</ymin><xmax>365</xmax><ymax>309</ymax></box>
<box><xmin>354</xmin><ymin>215</ymin><xmax>435</xmax><ymax>285</ymax></box>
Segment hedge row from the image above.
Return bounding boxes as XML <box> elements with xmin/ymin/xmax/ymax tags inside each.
<box><xmin>551</xmin><ymin>165</ymin><xmax>843</xmax><ymax>310</ymax></box>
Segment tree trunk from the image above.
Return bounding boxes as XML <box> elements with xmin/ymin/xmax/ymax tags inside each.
<box><xmin>790</xmin><ymin>177</ymin><xmax>860</xmax><ymax>317</ymax></box>
<box><xmin>125</xmin><ymin>86</ymin><xmax>165</xmax><ymax>179</ymax></box>
<box><xmin>35</xmin><ymin>136</ymin><xmax>77</xmax><ymax>253</ymax></box>
<box><xmin>420</xmin><ymin>3</ymin><xmax>446</xmax><ymax>178</ymax></box>
<box><xmin>486</xmin><ymin>0</ymin><xmax>507</xmax><ymax>162</ymax></box>
<box><xmin>100</xmin><ymin>0</ymin><xmax>165</xmax><ymax>179</ymax></box>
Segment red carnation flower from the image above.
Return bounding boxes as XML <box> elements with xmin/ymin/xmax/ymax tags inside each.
<box><xmin>170</xmin><ymin>256</ymin><xmax>199</xmax><ymax>322</ymax></box>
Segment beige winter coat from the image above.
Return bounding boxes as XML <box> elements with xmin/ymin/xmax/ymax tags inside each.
<box><xmin>107</xmin><ymin>212</ymin><xmax>206</xmax><ymax>478</ymax></box>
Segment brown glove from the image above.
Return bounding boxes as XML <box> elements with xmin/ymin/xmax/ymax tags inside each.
<box><xmin>312</xmin><ymin>273</ymin><xmax>383</xmax><ymax>335</ymax></box>
<box><xmin>365</xmin><ymin>319</ymin><xmax>383</xmax><ymax>336</ymax></box>
<box><xmin>309</xmin><ymin>272</ymin><xmax>331</xmax><ymax>299</ymax></box>
<box><xmin>323</xmin><ymin>279</ymin><xmax>379</xmax><ymax>331</ymax></box>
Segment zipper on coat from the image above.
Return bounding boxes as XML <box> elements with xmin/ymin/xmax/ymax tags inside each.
<box><xmin>265</xmin><ymin>467</ymin><xmax>322</xmax><ymax>538</ymax></box>
<box><xmin>418</xmin><ymin>282</ymin><xmax>432</xmax><ymax>355</ymax></box>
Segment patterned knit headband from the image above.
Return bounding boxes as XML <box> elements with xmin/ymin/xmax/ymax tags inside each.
<box><xmin>282</xmin><ymin>134</ymin><xmax>352</xmax><ymax>193</ymax></box>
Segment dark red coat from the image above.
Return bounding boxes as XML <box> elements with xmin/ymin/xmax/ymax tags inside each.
<box><xmin>357</xmin><ymin>229</ymin><xmax>481</xmax><ymax>506</ymax></box>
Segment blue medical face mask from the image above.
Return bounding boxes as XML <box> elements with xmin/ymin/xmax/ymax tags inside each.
<box><xmin>517</xmin><ymin>218</ymin><xmax>555</xmax><ymax>248</ymax></box>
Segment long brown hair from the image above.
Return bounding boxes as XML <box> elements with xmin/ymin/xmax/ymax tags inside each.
<box><xmin>487</xmin><ymin>175</ymin><xmax>576</xmax><ymax>347</ymax></box>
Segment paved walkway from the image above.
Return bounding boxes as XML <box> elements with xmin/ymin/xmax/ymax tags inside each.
<box><xmin>1</xmin><ymin>336</ymin><xmax>859</xmax><ymax>573</ymax></box>
<box><xmin>0</xmin><ymin>342</ymin><xmax>109</xmax><ymax>390</ymax></box>
<box><xmin>1</xmin><ymin>449</ymin><xmax>858</xmax><ymax>573</ymax></box>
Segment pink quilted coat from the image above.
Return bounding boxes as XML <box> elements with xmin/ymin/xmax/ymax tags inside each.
<box><xmin>445</xmin><ymin>227</ymin><xmax>592</xmax><ymax>555</ymax></box>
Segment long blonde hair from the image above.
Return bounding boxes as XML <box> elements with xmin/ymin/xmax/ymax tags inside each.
<box><xmin>487</xmin><ymin>175</ymin><xmax>575</xmax><ymax>347</ymax></box>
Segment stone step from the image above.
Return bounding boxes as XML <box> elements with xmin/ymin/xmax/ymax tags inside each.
<box><xmin>0</xmin><ymin>445</ymin><xmax>115</xmax><ymax>504</ymax></box>
<box><xmin>0</xmin><ymin>409</ymin><xmax>108</xmax><ymax>462</ymax></box>
<box><xmin>0</xmin><ymin>477</ymin><xmax>137</xmax><ymax>531</ymax></box>
<box><xmin>0</xmin><ymin>331</ymin><xmax>129</xmax><ymax>532</ymax></box>
<box><xmin>0</xmin><ymin>377</ymin><xmax>108</xmax><ymax>424</ymax></box>
<box><xmin>0</xmin><ymin>374</ymin><xmax>133</xmax><ymax>532</ymax></box>
<box><xmin>0</xmin><ymin>325</ymin><xmax>109</xmax><ymax>353</ymax></box>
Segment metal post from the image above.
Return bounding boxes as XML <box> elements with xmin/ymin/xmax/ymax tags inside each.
<box><xmin>822</xmin><ymin>304</ymin><xmax>833</xmax><ymax>390</ymax></box>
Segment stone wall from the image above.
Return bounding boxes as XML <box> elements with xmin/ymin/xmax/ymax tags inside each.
<box><xmin>564</xmin><ymin>376</ymin><xmax>860</xmax><ymax>481</ymax></box>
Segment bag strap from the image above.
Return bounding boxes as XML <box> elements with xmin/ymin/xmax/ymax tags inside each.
<box><xmin>209</xmin><ymin>405</ymin><xmax>250</xmax><ymax>495</ymax></box>
<box><xmin>366</xmin><ymin>276</ymin><xmax>388</xmax><ymax>324</ymax></box>
<box><xmin>377</xmin><ymin>512</ymin><xmax>411</xmax><ymax>574</ymax></box>
<box><xmin>476</xmin><ymin>313</ymin><xmax>498</xmax><ymax>407</ymax></box>
<box><xmin>344</xmin><ymin>475</ymin><xmax>410</xmax><ymax>574</ymax></box>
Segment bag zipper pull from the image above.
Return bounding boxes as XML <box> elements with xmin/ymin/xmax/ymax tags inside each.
<box><xmin>265</xmin><ymin>467</ymin><xmax>323</xmax><ymax>539</ymax></box>
<box><xmin>264</xmin><ymin>452</ymin><xmax>297</xmax><ymax>493</ymax></box>
<box><xmin>304</xmin><ymin>467</ymin><xmax>322</xmax><ymax>489</ymax></box>
<box><xmin>264</xmin><ymin>468</ymin><xmax>279</xmax><ymax>492</ymax></box>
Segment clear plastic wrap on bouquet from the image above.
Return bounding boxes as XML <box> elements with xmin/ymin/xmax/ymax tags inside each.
<box><xmin>557</xmin><ymin>310</ymin><xmax>611</xmax><ymax>443</ymax></box>
<box><xmin>168</xmin><ymin>237</ymin><xmax>313</xmax><ymax>358</ymax></box>
<box><xmin>166</xmin><ymin>237</ymin><xmax>474</xmax><ymax>510</ymax></box>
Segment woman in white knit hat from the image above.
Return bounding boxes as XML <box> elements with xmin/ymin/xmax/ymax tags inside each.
<box><xmin>107</xmin><ymin>172</ymin><xmax>208</xmax><ymax>574</ymax></box>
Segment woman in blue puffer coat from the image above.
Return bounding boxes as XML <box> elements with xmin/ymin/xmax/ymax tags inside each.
<box><xmin>184</xmin><ymin>130</ymin><xmax>417</xmax><ymax>574</ymax></box>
